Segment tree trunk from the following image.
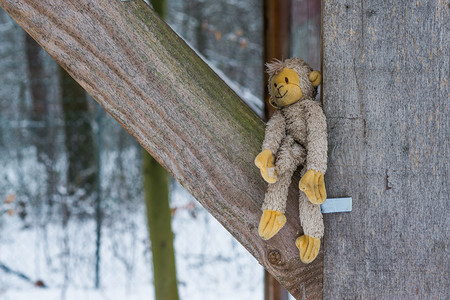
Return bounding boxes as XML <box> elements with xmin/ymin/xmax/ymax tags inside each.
<box><xmin>60</xmin><ymin>68</ymin><xmax>97</xmax><ymax>201</ymax></box>
<box><xmin>25</xmin><ymin>33</ymin><xmax>58</xmax><ymax>209</ymax></box>
<box><xmin>26</xmin><ymin>34</ymin><xmax>48</xmax><ymax>123</ymax></box>
<box><xmin>0</xmin><ymin>0</ymin><xmax>323</xmax><ymax>298</ymax></box>
<box><xmin>143</xmin><ymin>151</ymin><xmax>179</xmax><ymax>300</ymax></box>
<box><xmin>94</xmin><ymin>106</ymin><xmax>103</xmax><ymax>289</ymax></box>
<box><xmin>143</xmin><ymin>1</ymin><xmax>179</xmax><ymax>299</ymax></box>
<box><xmin>322</xmin><ymin>1</ymin><xmax>448</xmax><ymax>298</ymax></box>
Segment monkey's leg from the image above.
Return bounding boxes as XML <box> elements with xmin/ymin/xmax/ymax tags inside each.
<box><xmin>296</xmin><ymin>168</ymin><xmax>324</xmax><ymax>263</ymax></box>
<box><xmin>275</xmin><ymin>137</ymin><xmax>306</xmax><ymax>175</ymax></box>
<box><xmin>259</xmin><ymin>140</ymin><xmax>305</xmax><ymax>240</ymax></box>
<box><xmin>259</xmin><ymin>171</ymin><xmax>293</xmax><ymax>240</ymax></box>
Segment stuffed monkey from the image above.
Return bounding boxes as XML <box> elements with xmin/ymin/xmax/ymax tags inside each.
<box><xmin>255</xmin><ymin>58</ymin><xmax>327</xmax><ymax>264</ymax></box>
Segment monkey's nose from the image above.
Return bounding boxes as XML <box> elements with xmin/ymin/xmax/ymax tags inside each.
<box><xmin>275</xmin><ymin>86</ymin><xmax>286</xmax><ymax>97</ymax></box>
<box><xmin>276</xmin><ymin>85</ymin><xmax>284</xmax><ymax>93</ymax></box>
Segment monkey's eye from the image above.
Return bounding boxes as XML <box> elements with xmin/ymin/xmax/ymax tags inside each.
<box><xmin>274</xmin><ymin>83</ymin><xmax>277</xmax><ymax>87</ymax></box>
<box><xmin>285</xmin><ymin>77</ymin><xmax>289</xmax><ymax>84</ymax></box>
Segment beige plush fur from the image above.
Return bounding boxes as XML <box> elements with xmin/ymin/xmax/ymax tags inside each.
<box><xmin>261</xmin><ymin>58</ymin><xmax>327</xmax><ymax>239</ymax></box>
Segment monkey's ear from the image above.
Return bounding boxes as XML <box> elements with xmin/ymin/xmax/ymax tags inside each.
<box><xmin>309</xmin><ymin>70</ymin><xmax>322</xmax><ymax>87</ymax></box>
<box><xmin>269</xmin><ymin>97</ymin><xmax>277</xmax><ymax>108</ymax></box>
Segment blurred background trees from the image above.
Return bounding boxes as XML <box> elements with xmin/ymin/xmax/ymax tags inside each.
<box><xmin>0</xmin><ymin>0</ymin><xmax>320</xmax><ymax>299</ymax></box>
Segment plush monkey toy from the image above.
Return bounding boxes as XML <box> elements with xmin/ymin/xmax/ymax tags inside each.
<box><xmin>255</xmin><ymin>58</ymin><xmax>327</xmax><ymax>264</ymax></box>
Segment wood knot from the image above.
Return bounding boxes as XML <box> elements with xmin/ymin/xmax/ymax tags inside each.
<box><xmin>268</xmin><ymin>250</ymin><xmax>281</xmax><ymax>265</ymax></box>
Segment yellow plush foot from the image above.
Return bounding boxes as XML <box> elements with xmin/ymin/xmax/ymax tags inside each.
<box><xmin>295</xmin><ymin>235</ymin><xmax>321</xmax><ymax>264</ymax></box>
<box><xmin>299</xmin><ymin>169</ymin><xmax>327</xmax><ymax>204</ymax></box>
<box><xmin>258</xmin><ymin>210</ymin><xmax>286</xmax><ymax>240</ymax></box>
<box><xmin>254</xmin><ymin>149</ymin><xmax>277</xmax><ymax>183</ymax></box>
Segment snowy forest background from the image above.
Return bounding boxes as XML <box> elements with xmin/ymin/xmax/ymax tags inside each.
<box><xmin>0</xmin><ymin>0</ymin><xmax>320</xmax><ymax>299</ymax></box>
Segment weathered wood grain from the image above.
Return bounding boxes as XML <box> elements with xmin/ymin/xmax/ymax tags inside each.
<box><xmin>0</xmin><ymin>0</ymin><xmax>322</xmax><ymax>298</ymax></box>
<box><xmin>323</xmin><ymin>0</ymin><xmax>449</xmax><ymax>298</ymax></box>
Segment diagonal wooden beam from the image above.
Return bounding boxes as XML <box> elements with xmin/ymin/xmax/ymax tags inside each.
<box><xmin>0</xmin><ymin>0</ymin><xmax>322</xmax><ymax>298</ymax></box>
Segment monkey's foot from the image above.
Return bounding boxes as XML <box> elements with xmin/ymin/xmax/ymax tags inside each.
<box><xmin>295</xmin><ymin>235</ymin><xmax>320</xmax><ymax>264</ymax></box>
<box><xmin>299</xmin><ymin>170</ymin><xmax>327</xmax><ymax>204</ymax></box>
<box><xmin>258</xmin><ymin>210</ymin><xmax>286</xmax><ymax>240</ymax></box>
<box><xmin>255</xmin><ymin>149</ymin><xmax>277</xmax><ymax>183</ymax></box>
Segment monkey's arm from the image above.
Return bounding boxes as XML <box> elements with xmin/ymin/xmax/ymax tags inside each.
<box><xmin>255</xmin><ymin>110</ymin><xmax>287</xmax><ymax>239</ymax></box>
<box><xmin>261</xmin><ymin>109</ymin><xmax>286</xmax><ymax>155</ymax></box>
<box><xmin>299</xmin><ymin>100</ymin><xmax>327</xmax><ymax>204</ymax></box>
<box><xmin>255</xmin><ymin>109</ymin><xmax>286</xmax><ymax>183</ymax></box>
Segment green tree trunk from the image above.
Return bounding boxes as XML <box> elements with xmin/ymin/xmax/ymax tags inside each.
<box><xmin>143</xmin><ymin>1</ymin><xmax>179</xmax><ymax>299</ymax></box>
<box><xmin>143</xmin><ymin>151</ymin><xmax>179</xmax><ymax>300</ymax></box>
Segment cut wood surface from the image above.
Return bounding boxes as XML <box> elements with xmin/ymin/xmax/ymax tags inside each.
<box><xmin>0</xmin><ymin>0</ymin><xmax>322</xmax><ymax>298</ymax></box>
<box><xmin>323</xmin><ymin>1</ymin><xmax>449</xmax><ymax>298</ymax></box>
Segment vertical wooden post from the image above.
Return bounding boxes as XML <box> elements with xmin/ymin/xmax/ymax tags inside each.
<box><xmin>263</xmin><ymin>1</ymin><xmax>291</xmax><ymax>299</ymax></box>
<box><xmin>263</xmin><ymin>0</ymin><xmax>291</xmax><ymax>119</ymax></box>
<box><xmin>323</xmin><ymin>0</ymin><xmax>448</xmax><ymax>298</ymax></box>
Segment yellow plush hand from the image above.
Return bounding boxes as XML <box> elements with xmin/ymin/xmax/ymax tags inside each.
<box><xmin>309</xmin><ymin>70</ymin><xmax>322</xmax><ymax>87</ymax></box>
<box><xmin>258</xmin><ymin>210</ymin><xmax>286</xmax><ymax>240</ymax></box>
<box><xmin>295</xmin><ymin>235</ymin><xmax>321</xmax><ymax>264</ymax></box>
<box><xmin>254</xmin><ymin>149</ymin><xmax>277</xmax><ymax>183</ymax></box>
<box><xmin>299</xmin><ymin>170</ymin><xmax>327</xmax><ymax>204</ymax></box>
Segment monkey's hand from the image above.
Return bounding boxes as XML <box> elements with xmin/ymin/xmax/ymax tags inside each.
<box><xmin>254</xmin><ymin>149</ymin><xmax>277</xmax><ymax>183</ymax></box>
<box><xmin>296</xmin><ymin>235</ymin><xmax>321</xmax><ymax>264</ymax></box>
<box><xmin>309</xmin><ymin>70</ymin><xmax>322</xmax><ymax>87</ymax></box>
<box><xmin>299</xmin><ymin>169</ymin><xmax>326</xmax><ymax>204</ymax></box>
<box><xmin>258</xmin><ymin>210</ymin><xmax>286</xmax><ymax>240</ymax></box>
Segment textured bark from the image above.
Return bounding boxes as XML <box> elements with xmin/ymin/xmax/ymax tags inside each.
<box><xmin>323</xmin><ymin>1</ymin><xmax>449</xmax><ymax>298</ymax></box>
<box><xmin>0</xmin><ymin>0</ymin><xmax>323</xmax><ymax>298</ymax></box>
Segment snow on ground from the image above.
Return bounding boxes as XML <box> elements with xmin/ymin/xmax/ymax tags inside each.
<box><xmin>1</xmin><ymin>184</ymin><xmax>264</xmax><ymax>300</ymax></box>
<box><xmin>0</xmin><ymin>147</ymin><xmax>263</xmax><ymax>300</ymax></box>
<box><xmin>170</xmin><ymin>184</ymin><xmax>264</xmax><ymax>300</ymax></box>
<box><xmin>0</xmin><ymin>140</ymin><xmax>267</xmax><ymax>293</ymax></box>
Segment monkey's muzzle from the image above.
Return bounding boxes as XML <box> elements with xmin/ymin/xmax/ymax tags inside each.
<box><xmin>275</xmin><ymin>86</ymin><xmax>287</xmax><ymax>99</ymax></box>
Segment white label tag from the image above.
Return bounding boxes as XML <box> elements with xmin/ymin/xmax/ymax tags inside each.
<box><xmin>320</xmin><ymin>197</ymin><xmax>352</xmax><ymax>214</ymax></box>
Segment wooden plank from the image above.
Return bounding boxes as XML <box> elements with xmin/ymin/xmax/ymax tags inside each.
<box><xmin>0</xmin><ymin>0</ymin><xmax>323</xmax><ymax>298</ymax></box>
<box><xmin>323</xmin><ymin>0</ymin><xmax>449</xmax><ymax>298</ymax></box>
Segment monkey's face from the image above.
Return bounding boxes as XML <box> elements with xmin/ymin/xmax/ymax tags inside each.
<box><xmin>270</xmin><ymin>68</ymin><xmax>303</xmax><ymax>106</ymax></box>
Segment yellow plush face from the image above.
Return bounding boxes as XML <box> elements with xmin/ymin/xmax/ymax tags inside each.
<box><xmin>271</xmin><ymin>68</ymin><xmax>303</xmax><ymax>106</ymax></box>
